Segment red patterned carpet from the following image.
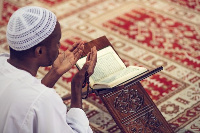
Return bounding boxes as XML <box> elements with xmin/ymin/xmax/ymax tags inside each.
<box><xmin>0</xmin><ymin>0</ymin><xmax>200</xmax><ymax>132</ymax></box>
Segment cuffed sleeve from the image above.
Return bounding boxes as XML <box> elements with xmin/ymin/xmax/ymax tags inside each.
<box><xmin>66</xmin><ymin>108</ymin><xmax>93</xmax><ymax>133</ymax></box>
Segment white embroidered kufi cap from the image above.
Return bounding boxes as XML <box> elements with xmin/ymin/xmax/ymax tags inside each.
<box><xmin>6</xmin><ymin>6</ymin><xmax>57</xmax><ymax>51</ymax></box>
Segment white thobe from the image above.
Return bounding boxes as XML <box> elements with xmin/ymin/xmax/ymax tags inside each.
<box><xmin>0</xmin><ymin>53</ymin><xmax>93</xmax><ymax>133</ymax></box>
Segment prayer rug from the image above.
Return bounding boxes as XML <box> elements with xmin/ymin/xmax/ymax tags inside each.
<box><xmin>0</xmin><ymin>0</ymin><xmax>199</xmax><ymax>132</ymax></box>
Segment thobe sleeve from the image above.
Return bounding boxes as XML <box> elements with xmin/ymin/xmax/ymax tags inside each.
<box><xmin>21</xmin><ymin>88</ymin><xmax>93</xmax><ymax>133</ymax></box>
<box><xmin>66</xmin><ymin>108</ymin><xmax>93</xmax><ymax>133</ymax></box>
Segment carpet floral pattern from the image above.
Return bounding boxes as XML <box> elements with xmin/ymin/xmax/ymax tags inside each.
<box><xmin>0</xmin><ymin>0</ymin><xmax>200</xmax><ymax>132</ymax></box>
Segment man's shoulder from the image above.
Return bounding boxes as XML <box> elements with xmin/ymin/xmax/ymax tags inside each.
<box><xmin>0</xmin><ymin>53</ymin><xmax>10</xmax><ymax>57</ymax></box>
<box><xmin>0</xmin><ymin>53</ymin><xmax>10</xmax><ymax>61</ymax></box>
<box><xmin>0</xmin><ymin>53</ymin><xmax>9</xmax><ymax>64</ymax></box>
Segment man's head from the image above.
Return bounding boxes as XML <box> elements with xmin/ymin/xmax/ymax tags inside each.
<box><xmin>6</xmin><ymin>6</ymin><xmax>61</xmax><ymax>66</ymax></box>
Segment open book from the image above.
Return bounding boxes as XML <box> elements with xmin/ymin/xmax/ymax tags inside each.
<box><xmin>76</xmin><ymin>46</ymin><xmax>148</xmax><ymax>90</ymax></box>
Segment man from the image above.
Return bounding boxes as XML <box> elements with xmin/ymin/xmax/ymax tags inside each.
<box><xmin>0</xmin><ymin>6</ymin><xmax>97</xmax><ymax>133</ymax></box>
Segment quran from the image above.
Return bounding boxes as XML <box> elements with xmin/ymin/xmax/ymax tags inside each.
<box><xmin>76</xmin><ymin>40</ymin><xmax>159</xmax><ymax>90</ymax></box>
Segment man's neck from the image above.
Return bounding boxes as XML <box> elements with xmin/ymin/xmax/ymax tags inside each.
<box><xmin>7</xmin><ymin>58</ymin><xmax>39</xmax><ymax>77</ymax></box>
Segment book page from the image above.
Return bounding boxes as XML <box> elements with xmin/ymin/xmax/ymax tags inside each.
<box><xmin>91</xmin><ymin>52</ymin><xmax>124</xmax><ymax>82</ymax></box>
<box><xmin>76</xmin><ymin>46</ymin><xmax>126</xmax><ymax>84</ymax></box>
<box><xmin>94</xmin><ymin>66</ymin><xmax>148</xmax><ymax>89</ymax></box>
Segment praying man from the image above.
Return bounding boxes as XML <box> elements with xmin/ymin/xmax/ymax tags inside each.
<box><xmin>0</xmin><ymin>6</ymin><xmax>97</xmax><ymax>133</ymax></box>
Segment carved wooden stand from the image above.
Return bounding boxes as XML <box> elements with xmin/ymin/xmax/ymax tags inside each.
<box><xmin>96</xmin><ymin>82</ymin><xmax>173</xmax><ymax>133</ymax></box>
<box><xmin>70</xmin><ymin>36</ymin><xmax>174</xmax><ymax>133</ymax></box>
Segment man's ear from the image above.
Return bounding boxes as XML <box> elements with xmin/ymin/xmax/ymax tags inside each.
<box><xmin>35</xmin><ymin>46</ymin><xmax>43</xmax><ymax>57</ymax></box>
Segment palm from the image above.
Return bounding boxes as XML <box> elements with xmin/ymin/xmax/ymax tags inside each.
<box><xmin>52</xmin><ymin>42</ymin><xmax>84</xmax><ymax>75</ymax></box>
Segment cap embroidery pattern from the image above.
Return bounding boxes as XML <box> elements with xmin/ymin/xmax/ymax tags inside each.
<box><xmin>6</xmin><ymin>6</ymin><xmax>57</xmax><ymax>51</ymax></box>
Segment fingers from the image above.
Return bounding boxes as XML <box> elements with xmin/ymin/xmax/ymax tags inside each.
<box><xmin>71</xmin><ymin>42</ymin><xmax>84</xmax><ymax>62</ymax></box>
<box><xmin>86</xmin><ymin>52</ymin><xmax>91</xmax><ymax>62</ymax></box>
<box><xmin>73</xmin><ymin>42</ymin><xmax>84</xmax><ymax>54</ymax></box>
<box><xmin>69</xmin><ymin>41</ymin><xmax>84</xmax><ymax>52</ymax></box>
<box><xmin>89</xmin><ymin>46</ymin><xmax>97</xmax><ymax>65</ymax></box>
<box><xmin>63</xmin><ymin>41</ymin><xmax>84</xmax><ymax>63</ymax></box>
<box><xmin>87</xmin><ymin>46</ymin><xmax>97</xmax><ymax>76</ymax></box>
<box><xmin>86</xmin><ymin>46</ymin><xmax>97</xmax><ymax>62</ymax></box>
<box><xmin>91</xmin><ymin>46</ymin><xmax>97</xmax><ymax>63</ymax></box>
<box><xmin>68</xmin><ymin>42</ymin><xmax>78</xmax><ymax>51</ymax></box>
<box><xmin>74</xmin><ymin>44</ymin><xmax>84</xmax><ymax>58</ymax></box>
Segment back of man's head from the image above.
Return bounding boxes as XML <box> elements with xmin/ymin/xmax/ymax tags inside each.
<box><xmin>6</xmin><ymin>6</ymin><xmax>57</xmax><ymax>52</ymax></box>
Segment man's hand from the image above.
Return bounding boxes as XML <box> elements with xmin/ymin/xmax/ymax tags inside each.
<box><xmin>41</xmin><ymin>41</ymin><xmax>84</xmax><ymax>88</ymax></box>
<box><xmin>53</xmin><ymin>41</ymin><xmax>84</xmax><ymax>76</ymax></box>
<box><xmin>86</xmin><ymin>47</ymin><xmax>97</xmax><ymax>76</ymax></box>
<box><xmin>70</xmin><ymin>46</ymin><xmax>97</xmax><ymax>108</ymax></box>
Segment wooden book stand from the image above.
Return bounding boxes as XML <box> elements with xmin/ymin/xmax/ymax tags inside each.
<box><xmin>64</xmin><ymin>36</ymin><xmax>174</xmax><ymax>133</ymax></box>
